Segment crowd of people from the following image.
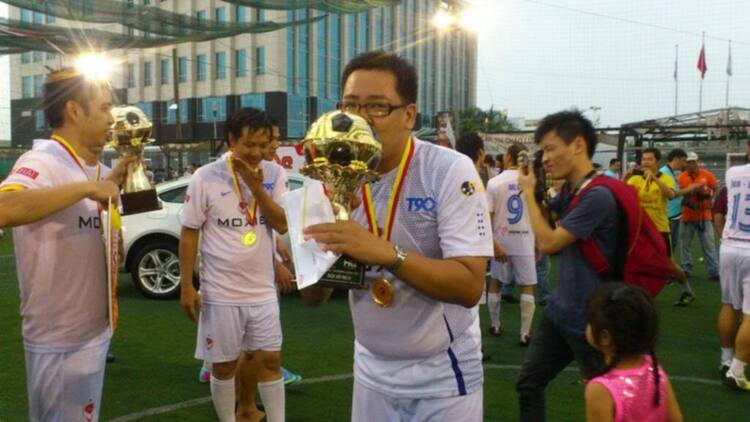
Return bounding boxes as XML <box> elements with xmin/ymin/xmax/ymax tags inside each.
<box><xmin>0</xmin><ymin>50</ymin><xmax>748</xmax><ymax>422</ymax></box>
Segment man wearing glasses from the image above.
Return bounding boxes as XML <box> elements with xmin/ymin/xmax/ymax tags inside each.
<box><xmin>302</xmin><ymin>52</ymin><xmax>492</xmax><ymax>421</ymax></box>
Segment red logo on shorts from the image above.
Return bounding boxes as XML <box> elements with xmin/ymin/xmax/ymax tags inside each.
<box><xmin>83</xmin><ymin>399</ymin><xmax>95</xmax><ymax>421</ymax></box>
<box><xmin>15</xmin><ymin>167</ymin><xmax>39</xmax><ymax>180</ymax></box>
<box><xmin>206</xmin><ymin>336</ymin><xmax>214</xmax><ymax>349</ymax></box>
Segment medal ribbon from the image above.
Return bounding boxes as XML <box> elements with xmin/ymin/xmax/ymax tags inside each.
<box><xmin>361</xmin><ymin>137</ymin><xmax>415</xmax><ymax>241</ymax></box>
<box><xmin>51</xmin><ymin>134</ymin><xmax>110</xmax><ymax>226</ymax></box>
<box><xmin>227</xmin><ymin>155</ymin><xmax>258</xmax><ymax>226</ymax></box>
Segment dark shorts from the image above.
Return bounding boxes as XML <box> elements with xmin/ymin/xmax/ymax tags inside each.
<box><xmin>661</xmin><ymin>232</ymin><xmax>673</xmax><ymax>258</ymax></box>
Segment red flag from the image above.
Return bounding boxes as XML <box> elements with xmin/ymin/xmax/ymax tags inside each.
<box><xmin>697</xmin><ymin>44</ymin><xmax>707</xmax><ymax>79</ymax></box>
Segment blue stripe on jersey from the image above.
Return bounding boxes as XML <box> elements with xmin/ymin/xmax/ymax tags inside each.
<box><xmin>443</xmin><ymin>314</ymin><xmax>466</xmax><ymax>395</ymax></box>
<box><xmin>443</xmin><ymin>314</ymin><xmax>454</xmax><ymax>342</ymax></box>
<box><xmin>447</xmin><ymin>347</ymin><xmax>467</xmax><ymax>396</ymax></box>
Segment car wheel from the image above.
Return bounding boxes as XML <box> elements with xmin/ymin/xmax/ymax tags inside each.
<box><xmin>130</xmin><ymin>241</ymin><xmax>182</xmax><ymax>299</ymax></box>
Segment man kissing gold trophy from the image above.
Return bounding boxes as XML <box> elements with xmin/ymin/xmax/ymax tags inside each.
<box><xmin>299</xmin><ymin>110</ymin><xmax>381</xmax><ymax>289</ymax></box>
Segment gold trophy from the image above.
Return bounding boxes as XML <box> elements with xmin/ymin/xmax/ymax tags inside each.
<box><xmin>108</xmin><ymin>105</ymin><xmax>161</xmax><ymax>215</ymax></box>
<box><xmin>301</xmin><ymin>110</ymin><xmax>382</xmax><ymax>289</ymax></box>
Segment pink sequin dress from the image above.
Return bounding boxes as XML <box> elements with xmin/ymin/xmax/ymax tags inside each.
<box><xmin>588</xmin><ymin>355</ymin><xmax>668</xmax><ymax>422</ymax></box>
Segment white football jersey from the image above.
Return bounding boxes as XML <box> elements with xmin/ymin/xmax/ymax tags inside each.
<box><xmin>349</xmin><ymin>138</ymin><xmax>493</xmax><ymax>397</ymax></box>
<box><xmin>181</xmin><ymin>158</ymin><xmax>287</xmax><ymax>305</ymax></box>
<box><xmin>0</xmin><ymin>140</ymin><xmax>110</xmax><ymax>351</ymax></box>
<box><xmin>723</xmin><ymin>164</ymin><xmax>750</xmax><ymax>250</ymax></box>
<box><xmin>486</xmin><ymin>169</ymin><xmax>535</xmax><ymax>256</ymax></box>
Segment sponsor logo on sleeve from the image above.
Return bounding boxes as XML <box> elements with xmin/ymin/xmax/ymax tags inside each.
<box><xmin>461</xmin><ymin>181</ymin><xmax>476</xmax><ymax>197</ymax></box>
<box><xmin>15</xmin><ymin>167</ymin><xmax>39</xmax><ymax>180</ymax></box>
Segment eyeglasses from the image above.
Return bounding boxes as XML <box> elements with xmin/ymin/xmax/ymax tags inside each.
<box><xmin>336</xmin><ymin>101</ymin><xmax>409</xmax><ymax>118</ymax></box>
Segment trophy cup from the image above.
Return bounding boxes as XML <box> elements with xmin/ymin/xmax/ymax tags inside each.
<box><xmin>301</xmin><ymin>110</ymin><xmax>382</xmax><ymax>289</ymax></box>
<box><xmin>108</xmin><ymin>105</ymin><xmax>161</xmax><ymax>215</ymax></box>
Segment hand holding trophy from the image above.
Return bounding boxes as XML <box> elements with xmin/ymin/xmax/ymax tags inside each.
<box><xmin>108</xmin><ymin>106</ymin><xmax>161</xmax><ymax>215</ymax></box>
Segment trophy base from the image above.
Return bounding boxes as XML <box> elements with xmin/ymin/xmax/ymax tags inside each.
<box><xmin>318</xmin><ymin>255</ymin><xmax>366</xmax><ymax>289</ymax></box>
<box><xmin>121</xmin><ymin>189</ymin><xmax>161</xmax><ymax>215</ymax></box>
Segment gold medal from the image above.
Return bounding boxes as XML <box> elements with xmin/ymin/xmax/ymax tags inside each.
<box><xmin>371</xmin><ymin>278</ymin><xmax>394</xmax><ymax>308</ymax></box>
<box><xmin>241</xmin><ymin>231</ymin><xmax>257</xmax><ymax>247</ymax></box>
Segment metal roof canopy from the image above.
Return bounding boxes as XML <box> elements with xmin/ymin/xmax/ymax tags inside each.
<box><xmin>617</xmin><ymin>107</ymin><xmax>750</xmax><ymax>159</ymax></box>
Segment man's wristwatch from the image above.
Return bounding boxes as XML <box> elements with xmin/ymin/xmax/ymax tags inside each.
<box><xmin>386</xmin><ymin>244</ymin><xmax>408</xmax><ymax>273</ymax></box>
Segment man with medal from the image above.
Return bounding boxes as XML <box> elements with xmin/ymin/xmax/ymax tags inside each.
<box><xmin>302</xmin><ymin>52</ymin><xmax>493</xmax><ymax>421</ymax></box>
<box><xmin>0</xmin><ymin>67</ymin><xmax>133</xmax><ymax>421</ymax></box>
<box><xmin>179</xmin><ymin>108</ymin><xmax>288</xmax><ymax>422</ymax></box>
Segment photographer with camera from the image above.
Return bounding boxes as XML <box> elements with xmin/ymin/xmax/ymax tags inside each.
<box><xmin>678</xmin><ymin>152</ymin><xmax>719</xmax><ymax>281</ymax></box>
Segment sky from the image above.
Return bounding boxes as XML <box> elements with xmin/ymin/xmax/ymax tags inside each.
<box><xmin>474</xmin><ymin>0</ymin><xmax>750</xmax><ymax>126</ymax></box>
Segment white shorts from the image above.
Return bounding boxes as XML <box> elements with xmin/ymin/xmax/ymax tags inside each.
<box><xmin>719</xmin><ymin>244</ymin><xmax>750</xmax><ymax>314</ymax></box>
<box><xmin>490</xmin><ymin>255</ymin><xmax>537</xmax><ymax>286</ymax></box>
<box><xmin>196</xmin><ymin>301</ymin><xmax>283</xmax><ymax>363</ymax></box>
<box><xmin>25</xmin><ymin>330</ymin><xmax>110</xmax><ymax>422</ymax></box>
<box><xmin>351</xmin><ymin>380</ymin><xmax>483</xmax><ymax>422</ymax></box>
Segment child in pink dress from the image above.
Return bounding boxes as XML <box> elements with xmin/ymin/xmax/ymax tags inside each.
<box><xmin>584</xmin><ymin>283</ymin><xmax>683</xmax><ymax>422</ymax></box>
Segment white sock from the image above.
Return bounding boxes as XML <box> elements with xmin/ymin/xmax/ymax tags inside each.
<box><xmin>721</xmin><ymin>348</ymin><xmax>734</xmax><ymax>365</ymax></box>
<box><xmin>520</xmin><ymin>294</ymin><xmax>535</xmax><ymax>337</ymax></box>
<box><xmin>729</xmin><ymin>358</ymin><xmax>748</xmax><ymax>378</ymax></box>
<box><xmin>258</xmin><ymin>377</ymin><xmax>285</xmax><ymax>422</ymax></box>
<box><xmin>487</xmin><ymin>292</ymin><xmax>501</xmax><ymax>328</ymax></box>
<box><xmin>210</xmin><ymin>375</ymin><xmax>236</xmax><ymax>422</ymax></box>
<box><xmin>681</xmin><ymin>281</ymin><xmax>693</xmax><ymax>293</ymax></box>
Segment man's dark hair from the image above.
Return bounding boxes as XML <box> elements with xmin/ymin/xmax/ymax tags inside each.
<box><xmin>456</xmin><ymin>132</ymin><xmax>484</xmax><ymax>162</ymax></box>
<box><xmin>666</xmin><ymin>148</ymin><xmax>687</xmax><ymax>162</ymax></box>
<box><xmin>225</xmin><ymin>107</ymin><xmax>273</xmax><ymax>146</ymax></box>
<box><xmin>43</xmin><ymin>68</ymin><xmax>108</xmax><ymax>129</ymax></box>
<box><xmin>534</xmin><ymin>110</ymin><xmax>597</xmax><ymax>158</ymax></box>
<box><xmin>642</xmin><ymin>147</ymin><xmax>662</xmax><ymax>161</ymax></box>
<box><xmin>484</xmin><ymin>155</ymin><xmax>495</xmax><ymax>166</ymax></box>
<box><xmin>609</xmin><ymin>158</ymin><xmax>620</xmax><ymax>166</ymax></box>
<box><xmin>341</xmin><ymin>51</ymin><xmax>418</xmax><ymax>104</ymax></box>
<box><xmin>506</xmin><ymin>143</ymin><xmax>528</xmax><ymax>166</ymax></box>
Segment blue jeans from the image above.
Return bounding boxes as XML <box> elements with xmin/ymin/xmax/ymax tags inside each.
<box><xmin>501</xmin><ymin>255</ymin><xmax>551</xmax><ymax>303</ymax></box>
<box><xmin>680</xmin><ymin>220</ymin><xmax>719</xmax><ymax>277</ymax></box>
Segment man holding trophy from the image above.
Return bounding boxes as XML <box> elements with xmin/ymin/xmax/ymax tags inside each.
<box><xmin>301</xmin><ymin>52</ymin><xmax>493</xmax><ymax>421</ymax></box>
<box><xmin>179</xmin><ymin>108</ymin><xmax>288</xmax><ymax>422</ymax></box>
<box><xmin>0</xmin><ymin>68</ymin><xmax>133</xmax><ymax>422</ymax></box>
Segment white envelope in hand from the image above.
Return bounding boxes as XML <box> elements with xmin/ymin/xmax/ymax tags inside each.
<box><xmin>281</xmin><ymin>178</ymin><xmax>340</xmax><ymax>289</ymax></box>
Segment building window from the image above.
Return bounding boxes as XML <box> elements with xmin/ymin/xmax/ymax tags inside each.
<box><xmin>35</xmin><ymin>111</ymin><xmax>47</xmax><ymax>131</ymax></box>
<box><xmin>374</xmin><ymin>9</ymin><xmax>383</xmax><ymax>50</ymax></box>
<box><xmin>144</xmin><ymin>61</ymin><xmax>152</xmax><ymax>86</ymax></box>
<box><xmin>316</xmin><ymin>17</ymin><xmax>327</xmax><ymax>98</ymax></box>
<box><xmin>286</xmin><ymin>11</ymin><xmax>295</xmax><ymax>93</ymax></box>
<box><xmin>357</xmin><ymin>12</ymin><xmax>368</xmax><ymax>53</ymax></box>
<box><xmin>215</xmin><ymin>7</ymin><xmax>226</xmax><ymax>23</ymax></box>
<box><xmin>196</xmin><ymin>54</ymin><xmax>207</xmax><ymax>81</ymax></box>
<box><xmin>21</xmin><ymin>52</ymin><xmax>31</xmax><ymax>64</ymax></box>
<box><xmin>46</xmin><ymin>4</ymin><xmax>56</xmax><ymax>23</ymax></box>
<box><xmin>347</xmin><ymin>15</ymin><xmax>356</xmax><ymax>61</ymax></box>
<box><xmin>46</xmin><ymin>52</ymin><xmax>56</xmax><ymax>60</ymax></box>
<box><xmin>135</xmin><ymin>102</ymin><xmax>153</xmax><ymax>120</ymax></box>
<box><xmin>143</xmin><ymin>0</ymin><xmax>151</xmax><ymax>5</ymax></box>
<box><xmin>384</xmin><ymin>7</ymin><xmax>393</xmax><ymax>49</ymax></box>
<box><xmin>159</xmin><ymin>57</ymin><xmax>169</xmax><ymax>85</ymax></box>
<box><xmin>22</xmin><ymin>76</ymin><xmax>32</xmax><ymax>98</ymax></box>
<box><xmin>196</xmin><ymin>10</ymin><xmax>206</xmax><ymax>25</ymax></box>
<box><xmin>33</xmin><ymin>75</ymin><xmax>44</xmax><ymax>97</ymax></box>
<box><xmin>239</xmin><ymin>93</ymin><xmax>265</xmax><ymax>110</ymax></box>
<box><xmin>330</xmin><ymin>16</ymin><xmax>341</xmax><ymax>99</ymax></box>
<box><xmin>127</xmin><ymin>64</ymin><xmax>136</xmax><ymax>88</ymax></box>
<box><xmin>33</xmin><ymin>11</ymin><xmax>44</xmax><ymax>25</ymax></box>
<box><xmin>297</xmin><ymin>9</ymin><xmax>309</xmax><ymax>96</ymax></box>
<box><xmin>255</xmin><ymin>8</ymin><xmax>265</xmax><ymax>22</ymax></box>
<box><xmin>197</xmin><ymin>97</ymin><xmax>227</xmax><ymax>122</ymax></box>
<box><xmin>178</xmin><ymin>57</ymin><xmax>188</xmax><ymax>83</ymax></box>
<box><xmin>235</xmin><ymin>49</ymin><xmax>247</xmax><ymax>77</ymax></box>
<box><xmin>20</xmin><ymin>9</ymin><xmax>32</xmax><ymax>26</ymax></box>
<box><xmin>255</xmin><ymin>47</ymin><xmax>265</xmax><ymax>75</ymax></box>
<box><xmin>33</xmin><ymin>51</ymin><xmax>42</xmax><ymax>62</ymax></box>
<box><xmin>165</xmin><ymin>99</ymin><xmax>188</xmax><ymax>124</ymax></box>
<box><xmin>215</xmin><ymin>52</ymin><xmax>226</xmax><ymax>80</ymax></box>
<box><xmin>236</xmin><ymin>5</ymin><xmax>246</xmax><ymax>22</ymax></box>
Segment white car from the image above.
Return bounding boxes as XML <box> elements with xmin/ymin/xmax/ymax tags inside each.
<box><xmin>120</xmin><ymin>173</ymin><xmax>305</xmax><ymax>299</ymax></box>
